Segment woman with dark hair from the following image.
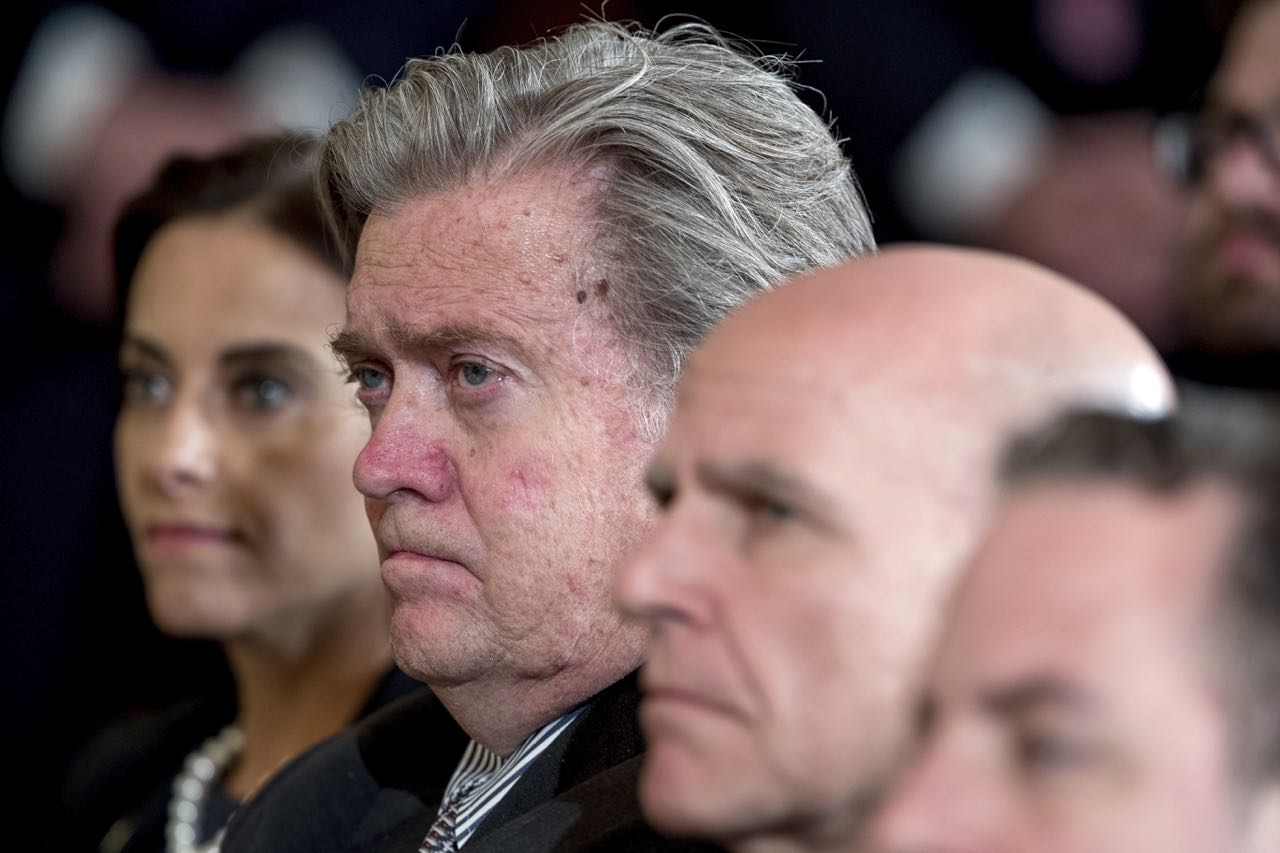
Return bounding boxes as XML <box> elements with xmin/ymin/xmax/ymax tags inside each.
<box><xmin>65</xmin><ymin>135</ymin><xmax>422</xmax><ymax>853</ymax></box>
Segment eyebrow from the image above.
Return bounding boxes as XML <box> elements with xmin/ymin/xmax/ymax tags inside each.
<box><xmin>696</xmin><ymin>459</ymin><xmax>847</xmax><ymax>533</ymax></box>
<box><xmin>121</xmin><ymin>335</ymin><xmax>326</xmax><ymax>374</ymax></box>
<box><xmin>219</xmin><ymin>343</ymin><xmax>325</xmax><ymax>374</ymax></box>
<box><xmin>120</xmin><ymin>334</ymin><xmax>169</xmax><ymax>365</ymax></box>
<box><xmin>979</xmin><ymin>676</ymin><xmax>1099</xmax><ymax>719</ymax></box>
<box><xmin>330</xmin><ymin>321</ymin><xmax>526</xmax><ymax>366</ymax></box>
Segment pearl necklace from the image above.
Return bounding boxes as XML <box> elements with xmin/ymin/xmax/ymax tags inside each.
<box><xmin>165</xmin><ymin>722</ymin><xmax>244</xmax><ymax>853</ymax></box>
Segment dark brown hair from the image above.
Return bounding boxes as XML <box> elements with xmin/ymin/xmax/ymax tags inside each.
<box><xmin>1000</xmin><ymin>388</ymin><xmax>1280</xmax><ymax>789</ymax></box>
<box><xmin>113</xmin><ymin>134</ymin><xmax>340</xmax><ymax>316</ymax></box>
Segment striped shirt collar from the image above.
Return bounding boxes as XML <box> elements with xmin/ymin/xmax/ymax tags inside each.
<box><xmin>440</xmin><ymin>706</ymin><xmax>586</xmax><ymax>848</ymax></box>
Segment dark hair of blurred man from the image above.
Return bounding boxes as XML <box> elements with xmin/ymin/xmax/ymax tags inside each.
<box><xmin>876</xmin><ymin>392</ymin><xmax>1280</xmax><ymax>853</ymax></box>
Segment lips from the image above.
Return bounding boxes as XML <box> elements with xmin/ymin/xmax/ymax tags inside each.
<box><xmin>144</xmin><ymin>522</ymin><xmax>244</xmax><ymax>549</ymax></box>
<box><xmin>640</xmin><ymin>669</ymin><xmax>746</xmax><ymax>720</ymax></box>
<box><xmin>1212</xmin><ymin>231</ymin><xmax>1280</xmax><ymax>280</ymax></box>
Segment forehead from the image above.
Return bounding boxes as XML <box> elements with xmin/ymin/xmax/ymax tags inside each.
<box><xmin>663</xmin><ymin>335</ymin><xmax>981</xmax><ymax>505</ymax></box>
<box><xmin>127</xmin><ymin>217</ymin><xmax>344</xmax><ymax>345</ymax></box>
<box><xmin>934</xmin><ymin>481</ymin><xmax>1241</xmax><ymax>696</ymax></box>
<box><xmin>348</xmin><ymin>167</ymin><xmax>598</xmax><ymax>337</ymax></box>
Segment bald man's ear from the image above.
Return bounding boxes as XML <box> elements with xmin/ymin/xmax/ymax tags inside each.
<box><xmin>1242</xmin><ymin>782</ymin><xmax>1280</xmax><ymax>853</ymax></box>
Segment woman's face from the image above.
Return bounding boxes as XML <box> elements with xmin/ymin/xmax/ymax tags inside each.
<box><xmin>116</xmin><ymin>215</ymin><xmax>379</xmax><ymax>641</ymax></box>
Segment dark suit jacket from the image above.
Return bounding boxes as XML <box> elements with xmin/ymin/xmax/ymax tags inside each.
<box><xmin>221</xmin><ymin>672</ymin><xmax>719</xmax><ymax>852</ymax></box>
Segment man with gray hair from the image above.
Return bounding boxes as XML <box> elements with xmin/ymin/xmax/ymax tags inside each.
<box><xmin>222</xmin><ymin>20</ymin><xmax>873</xmax><ymax>853</ymax></box>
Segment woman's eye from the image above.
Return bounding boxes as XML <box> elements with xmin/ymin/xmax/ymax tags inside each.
<box><xmin>234</xmin><ymin>375</ymin><xmax>294</xmax><ymax>411</ymax></box>
<box><xmin>121</xmin><ymin>369</ymin><xmax>171</xmax><ymax>406</ymax></box>
<box><xmin>457</xmin><ymin>361</ymin><xmax>496</xmax><ymax>388</ymax></box>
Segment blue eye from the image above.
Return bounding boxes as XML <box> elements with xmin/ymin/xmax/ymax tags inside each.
<box><xmin>353</xmin><ymin>367</ymin><xmax>389</xmax><ymax>390</ymax></box>
<box><xmin>234</xmin><ymin>374</ymin><xmax>294</xmax><ymax>411</ymax></box>
<box><xmin>458</xmin><ymin>362</ymin><xmax>494</xmax><ymax>387</ymax></box>
<box><xmin>121</xmin><ymin>369</ymin><xmax>172</xmax><ymax>406</ymax></box>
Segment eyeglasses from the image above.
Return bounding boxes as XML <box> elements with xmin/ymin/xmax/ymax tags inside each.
<box><xmin>1155</xmin><ymin>103</ymin><xmax>1280</xmax><ymax>186</ymax></box>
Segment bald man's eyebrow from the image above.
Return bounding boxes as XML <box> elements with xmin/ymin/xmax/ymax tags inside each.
<box><xmin>980</xmin><ymin>676</ymin><xmax>1099</xmax><ymax>720</ymax></box>
<box><xmin>330</xmin><ymin>322</ymin><xmax>529</xmax><ymax>367</ymax></box>
<box><xmin>697</xmin><ymin>460</ymin><xmax>846</xmax><ymax>533</ymax></box>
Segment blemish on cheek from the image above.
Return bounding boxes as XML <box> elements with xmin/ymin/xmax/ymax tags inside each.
<box><xmin>501</xmin><ymin>462</ymin><xmax>551</xmax><ymax>511</ymax></box>
<box><xmin>595</xmin><ymin>278</ymin><xmax>609</xmax><ymax>297</ymax></box>
<box><xmin>575</xmin><ymin>289</ymin><xmax>587</xmax><ymax>304</ymax></box>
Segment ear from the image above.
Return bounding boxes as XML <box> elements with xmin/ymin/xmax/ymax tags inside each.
<box><xmin>1240</xmin><ymin>782</ymin><xmax>1280</xmax><ymax>853</ymax></box>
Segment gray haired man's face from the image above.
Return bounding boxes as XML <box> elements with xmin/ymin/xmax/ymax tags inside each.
<box><xmin>338</xmin><ymin>165</ymin><xmax>654</xmax><ymax>698</ymax></box>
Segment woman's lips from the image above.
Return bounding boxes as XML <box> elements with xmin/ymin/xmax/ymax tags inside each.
<box><xmin>145</xmin><ymin>523</ymin><xmax>243</xmax><ymax>548</ymax></box>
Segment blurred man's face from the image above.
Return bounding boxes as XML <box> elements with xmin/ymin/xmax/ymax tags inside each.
<box><xmin>1181</xmin><ymin>0</ymin><xmax>1280</xmax><ymax>353</ymax></box>
<box><xmin>617</xmin><ymin>337</ymin><xmax>985</xmax><ymax>849</ymax></box>
<box><xmin>876</xmin><ymin>481</ymin><xmax>1250</xmax><ymax>853</ymax></box>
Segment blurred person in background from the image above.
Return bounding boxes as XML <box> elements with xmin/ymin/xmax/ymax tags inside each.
<box><xmin>616</xmin><ymin>246</ymin><xmax>1173</xmax><ymax>853</ymax></box>
<box><xmin>875</xmin><ymin>397</ymin><xmax>1280</xmax><ymax>853</ymax></box>
<box><xmin>61</xmin><ymin>135</ymin><xmax>424</xmax><ymax>853</ymax></box>
<box><xmin>752</xmin><ymin>0</ymin><xmax>1221</xmax><ymax>348</ymax></box>
<box><xmin>1161</xmin><ymin>0</ymin><xmax>1280</xmax><ymax>387</ymax></box>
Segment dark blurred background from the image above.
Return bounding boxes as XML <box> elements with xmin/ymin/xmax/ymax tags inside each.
<box><xmin>0</xmin><ymin>0</ymin><xmax>1245</xmax><ymax>833</ymax></box>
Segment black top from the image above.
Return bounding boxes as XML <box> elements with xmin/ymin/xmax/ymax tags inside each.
<box><xmin>62</xmin><ymin>667</ymin><xmax>424</xmax><ymax>853</ymax></box>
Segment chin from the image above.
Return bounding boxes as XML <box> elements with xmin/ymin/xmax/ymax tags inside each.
<box><xmin>638</xmin><ymin>740</ymin><xmax>748</xmax><ymax>842</ymax></box>
<box><xmin>388</xmin><ymin>602</ymin><xmax>484</xmax><ymax>686</ymax></box>
<box><xmin>144</xmin><ymin>585</ymin><xmax>252</xmax><ymax>640</ymax></box>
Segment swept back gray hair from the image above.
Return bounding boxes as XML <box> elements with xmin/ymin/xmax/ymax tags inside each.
<box><xmin>1000</xmin><ymin>389</ymin><xmax>1280</xmax><ymax>791</ymax></box>
<box><xmin>320</xmin><ymin>20</ymin><xmax>874</xmax><ymax>433</ymax></box>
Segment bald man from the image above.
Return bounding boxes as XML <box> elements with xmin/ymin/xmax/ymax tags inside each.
<box><xmin>615</xmin><ymin>246</ymin><xmax>1174</xmax><ymax>852</ymax></box>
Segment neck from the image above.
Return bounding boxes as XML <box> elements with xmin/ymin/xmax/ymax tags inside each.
<box><xmin>432</xmin><ymin>631</ymin><xmax>645</xmax><ymax>757</ymax></box>
<box><xmin>222</xmin><ymin>586</ymin><xmax>394</xmax><ymax>798</ymax></box>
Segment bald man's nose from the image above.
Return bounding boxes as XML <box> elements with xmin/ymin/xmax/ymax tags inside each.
<box><xmin>615</xmin><ymin>504</ymin><xmax>715</xmax><ymax>628</ymax></box>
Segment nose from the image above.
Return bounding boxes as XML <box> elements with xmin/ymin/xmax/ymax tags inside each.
<box><xmin>148</xmin><ymin>396</ymin><xmax>218</xmax><ymax>495</ymax></box>
<box><xmin>1203</xmin><ymin>135</ymin><xmax>1280</xmax><ymax>213</ymax></box>
<box><xmin>615</xmin><ymin>499</ymin><xmax>714</xmax><ymax>629</ymax></box>
<box><xmin>872</xmin><ymin>736</ymin><xmax>1001</xmax><ymax>853</ymax></box>
<box><xmin>353</xmin><ymin>394</ymin><xmax>458</xmax><ymax>504</ymax></box>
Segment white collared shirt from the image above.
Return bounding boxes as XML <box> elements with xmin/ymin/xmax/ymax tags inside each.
<box><xmin>439</xmin><ymin>707</ymin><xmax>585</xmax><ymax>848</ymax></box>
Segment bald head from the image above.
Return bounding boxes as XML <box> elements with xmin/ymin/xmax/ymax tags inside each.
<box><xmin>618</xmin><ymin>245</ymin><xmax>1173</xmax><ymax>852</ymax></box>
<box><xmin>700</xmin><ymin>244</ymin><xmax>1172</xmax><ymax>429</ymax></box>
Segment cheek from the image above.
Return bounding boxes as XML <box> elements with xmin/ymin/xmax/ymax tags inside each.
<box><xmin>499</xmin><ymin>458</ymin><xmax>553</xmax><ymax>513</ymax></box>
<box><xmin>113</xmin><ymin>417</ymin><xmax>143</xmax><ymax>513</ymax></box>
<box><xmin>246</xmin><ymin>413</ymin><xmax>368</xmax><ymax>536</ymax></box>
